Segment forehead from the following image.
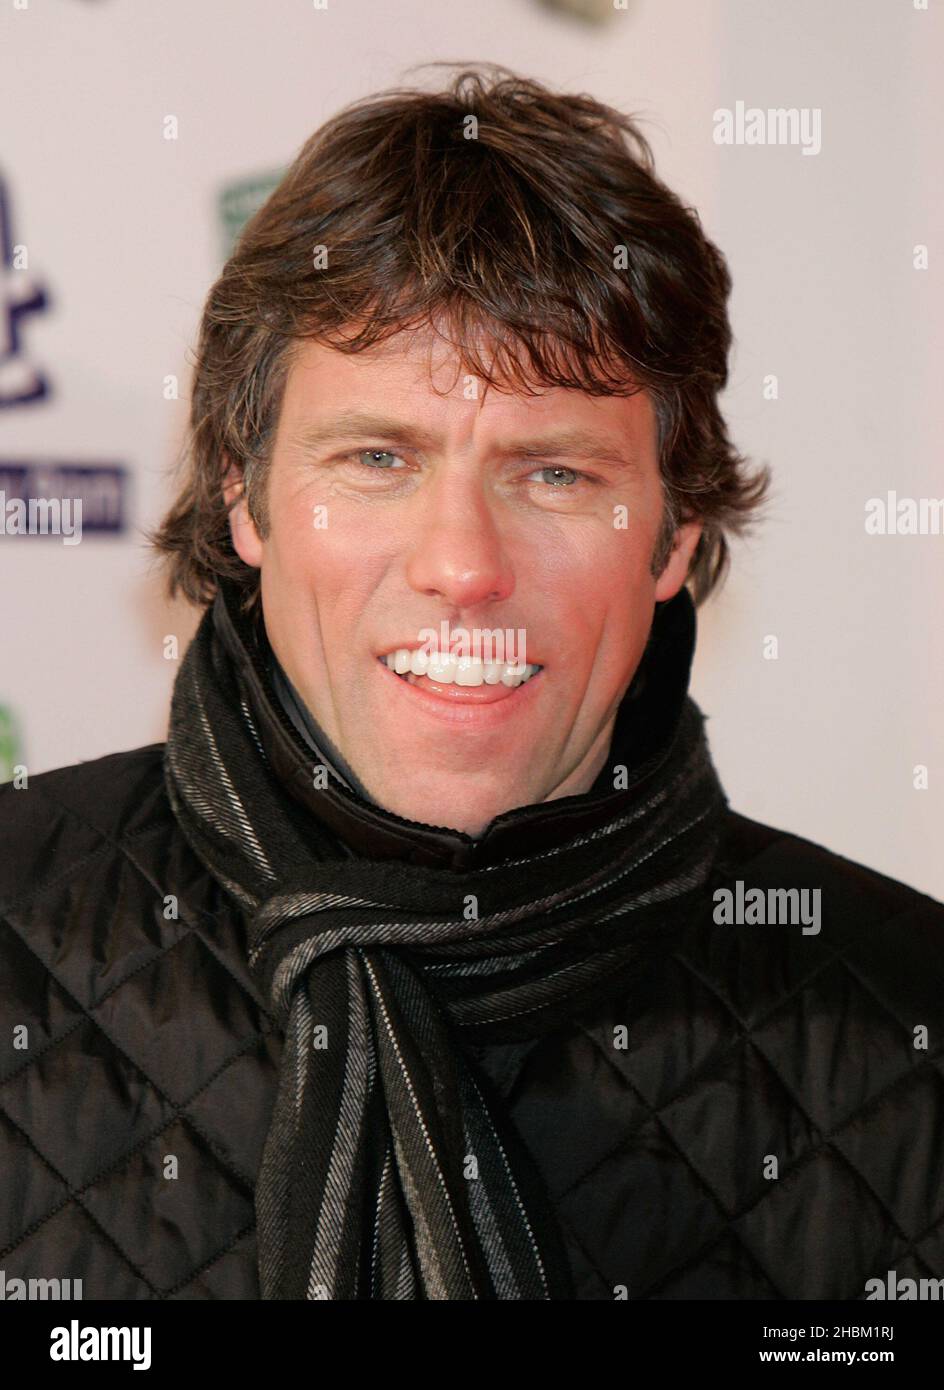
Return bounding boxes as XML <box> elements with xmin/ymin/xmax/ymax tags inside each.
<box><xmin>278</xmin><ymin>331</ymin><xmax>657</xmax><ymax>451</ymax></box>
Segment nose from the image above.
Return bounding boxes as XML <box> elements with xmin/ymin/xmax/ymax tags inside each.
<box><xmin>404</xmin><ymin>471</ymin><xmax>515</xmax><ymax>609</ymax></box>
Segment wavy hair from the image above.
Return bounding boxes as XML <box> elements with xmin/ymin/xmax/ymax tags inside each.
<box><xmin>152</xmin><ymin>64</ymin><xmax>768</xmax><ymax>608</ymax></box>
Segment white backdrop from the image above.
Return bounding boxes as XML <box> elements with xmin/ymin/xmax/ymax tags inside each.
<box><xmin>1</xmin><ymin>0</ymin><xmax>941</xmax><ymax>896</ymax></box>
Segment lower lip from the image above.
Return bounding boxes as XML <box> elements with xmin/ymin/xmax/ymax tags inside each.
<box><xmin>375</xmin><ymin>658</ymin><xmax>543</xmax><ymax>727</ymax></box>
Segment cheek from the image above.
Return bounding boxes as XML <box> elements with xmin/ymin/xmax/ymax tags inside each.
<box><xmin>577</xmin><ymin>528</ymin><xmax>659</xmax><ymax>650</ymax></box>
<box><xmin>560</xmin><ymin>514</ymin><xmax>658</xmax><ymax>593</ymax></box>
<box><xmin>269</xmin><ymin>487</ymin><xmax>317</xmax><ymax>553</ymax></box>
<box><xmin>263</xmin><ymin>506</ymin><xmax>385</xmax><ymax>648</ymax></box>
<box><xmin>265</xmin><ymin>485</ymin><xmax>346</xmax><ymax>587</ymax></box>
<box><xmin>542</xmin><ymin>538</ymin><xmax>653</xmax><ymax>666</ymax></box>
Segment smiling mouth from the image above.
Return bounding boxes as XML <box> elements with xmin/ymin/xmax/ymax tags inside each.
<box><xmin>376</xmin><ymin>654</ymin><xmax>544</xmax><ymax>705</ymax></box>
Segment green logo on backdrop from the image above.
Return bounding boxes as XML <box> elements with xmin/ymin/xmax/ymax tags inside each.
<box><xmin>218</xmin><ymin>170</ymin><xmax>285</xmax><ymax>258</ymax></box>
<box><xmin>0</xmin><ymin>704</ymin><xmax>22</xmax><ymax>783</ymax></box>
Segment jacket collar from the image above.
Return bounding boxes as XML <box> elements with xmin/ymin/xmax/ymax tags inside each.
<box><xmin>210</xmin><ymin>580</ymin><xmax>699</xmax><ymax>872</ymax></box>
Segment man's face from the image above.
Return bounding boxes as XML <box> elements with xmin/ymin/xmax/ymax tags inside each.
<box><xmin>228</xmin><ymin>330</ymin><xmax>700</xmax><ymax>836</ymax></box>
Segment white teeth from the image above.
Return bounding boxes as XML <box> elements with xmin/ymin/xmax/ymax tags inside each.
<box><xmin>501</xmin><ymin>664</ymin><xmax>527</xmax><ymax>687</ymax></box>
<box><xmin>427</xmin><ymin>653</ymin><xmax>458</xmax><ymax>682</ymax></box>
<box><xmin>382</xmin><ymin>650</ymin><xmax>542</xmax><ymax>688</ymax></box>
<box><xmin>455</xmin><ymin>657</ymin><xmax>478</xmax><ymax>687</ymax></box>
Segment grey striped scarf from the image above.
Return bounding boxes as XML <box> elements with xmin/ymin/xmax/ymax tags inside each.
<box><xmin>163</xmin><ymin>583</ymin><xmax>726</xmax><ymax>1300</ymax></box>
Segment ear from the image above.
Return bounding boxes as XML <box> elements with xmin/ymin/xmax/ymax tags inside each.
<box><xmin>222</xmin><ymin>458</ymin><xmax>264</xmax><ymax>569</ymax></box>
<box><xmin>653</xmin><ymin>519</ymin><xmax>703</xmax><ymax>603</ymax></box>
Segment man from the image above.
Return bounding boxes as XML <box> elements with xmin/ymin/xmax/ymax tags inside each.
<box><xmin>2</xmin><ymin>67</ymin><xmax>942</xmax><ymax>1302</ymax></box>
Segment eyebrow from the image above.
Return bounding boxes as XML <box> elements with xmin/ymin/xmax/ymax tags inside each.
<box><xmin>288</xmin><ymin>412</ymin><xmax>641</xmax><ymax>473</ymax></box>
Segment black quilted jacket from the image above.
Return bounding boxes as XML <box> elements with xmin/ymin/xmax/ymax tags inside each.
<box><xmin>3</xmin><ymin>612</ymin><xmax>943</xmax><ymax>1300</ymax></box>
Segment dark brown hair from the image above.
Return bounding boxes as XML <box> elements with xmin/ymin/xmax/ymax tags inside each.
<box><xmin>152</xmin><ymin>63</ymin><xmax>767</xmax><ymax>608</ymax></box>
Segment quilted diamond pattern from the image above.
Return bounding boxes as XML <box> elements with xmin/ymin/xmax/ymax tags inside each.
<box><xmin>2</xmin><ymin>746</ymin><xmax>943</xmax><ymax>1300</ymax></box>
<box><xmin>1</xmin><ymin>748</ymin><xmax>282</xmax><ymax>1299</ymax></box>
<box><xmin>477</xmin><ymin>833</ymin><xmax>944</xmax><ymax>1300</ymax></box>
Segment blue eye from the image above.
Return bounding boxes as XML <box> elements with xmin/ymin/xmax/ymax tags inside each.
<box><xmin>357</xmin><ymin>449</ymin><xmax>403</xmax><ymax>469</ymax></box>
<box><xmin>528</xmin><ymin>466</ymin><xmax>581</xmax><ymax>486</ymax></box>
